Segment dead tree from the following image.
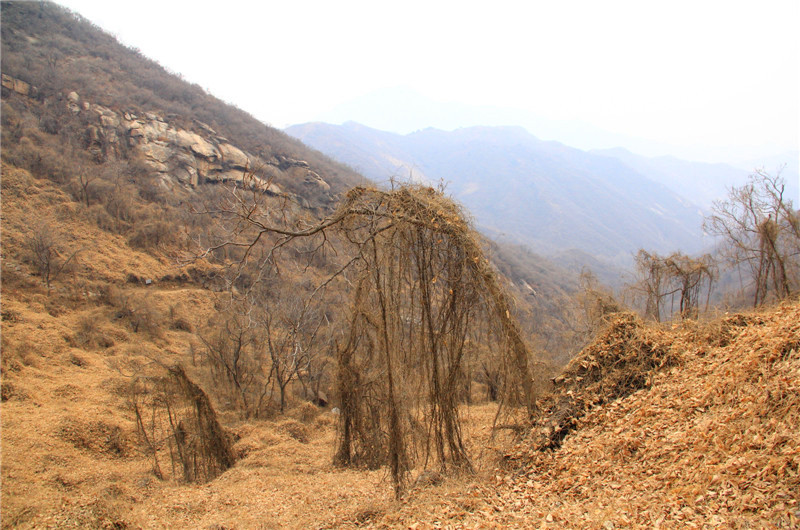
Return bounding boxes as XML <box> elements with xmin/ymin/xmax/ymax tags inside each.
<box><xmin>662</xmin><ymin>253</ymin><xmax>715</xmax><ymax>319</ymax></box>
<box><xmin>631</xmin><ymin>250</ymin><xmax>672</xmax><ymax>321</ymax></box>
<box><xmin>630</xmin><ymin>250</ymin><xmax>715</xmax><ymax>321</ymax></box>
<box><xmin>198</xmin><ymin>302</ymin><xmax>264</xmax><ymax>418</ymax></box>
<box><xmin>25</xmin><ymin>219</ymin><xmax>80</xmax><ymax>292</ymax></box>
<box><xmin>260</xmin><ymin>287</ymin><xmax>325</xmax><ymax>413</ymax></box>
<box><xmin>576</xmin><ymin>269</ymin><xmax>622</xmax><ymax>333</ymax></box>
<box><xmin>705</xmin><ymin>169</ymin><xmax>799</xmax><ymax>306</ymax></box>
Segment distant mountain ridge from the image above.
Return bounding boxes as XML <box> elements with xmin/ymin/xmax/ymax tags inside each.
<box><xmin>590</xmin><ymin>147</ymin><xmax>800</xmax><ymax>210</ymax></box>
<box><xmin>313</xmin><ymin>87</ymin><xmax>798</xmax><ymax>168</ymax></box>
<box><xmin>286</xmin><ymin>121</ymin><xmax>708</xmax><ymax>266</ymax></box>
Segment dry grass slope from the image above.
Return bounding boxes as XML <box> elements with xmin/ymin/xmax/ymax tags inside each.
<box><xmin>386</xmin><ymin>301</ymin><xmax>799</xmax><ymax>528</ymax></box>
<box><xmin>0</xmin><ymin>165</ymin><xmax>512</xmax><ymax>528</ymax></box>
<box><xmin>3</xmin><ymin>165</ymin><xmax>797</xmax><ymax>529</ymax></box>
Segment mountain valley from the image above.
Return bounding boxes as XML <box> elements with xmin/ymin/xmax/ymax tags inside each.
<box><xmin>2</xmin><ymin>2</ymin><xmax>799</xmax><ymax>528</ymax></box>
<box><xmin>285</xmin><ymin>121</ymin><xmax>711</xmax><ymax>268</ymax></box>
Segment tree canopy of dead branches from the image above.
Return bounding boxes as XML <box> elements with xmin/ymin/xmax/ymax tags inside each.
<box><xmin>705</xmin><ymin>169</ymin><xmax>799</xmax><ymax>306</ymax></box>
<box><xmin>630</xmin><ymin>250</ymin><xmax>715</xmax><ymax>321</ymax></box>
<box><xmin>200</xmin><ymin>178</ymin><xmax>537</xmax><ymax>496</ymax></box>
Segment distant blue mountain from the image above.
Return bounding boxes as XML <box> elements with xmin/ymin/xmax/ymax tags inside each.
<box><xmin>286</xmin><ymin>122</ymin><xmax>708</xmax><ymax>267</ymax></box>
<box><xmin>313</xmin><ymin>86</ymin><xmax>671</xmax><ymax>157</ymax></box>
<box><xmin>590</xmin><ymin>147</ymin><xmax>752</xmax><ymax>210</ymax></box>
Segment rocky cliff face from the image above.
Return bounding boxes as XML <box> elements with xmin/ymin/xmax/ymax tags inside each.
<box><xmin>69</xmin><ymin>88</ymin><xmax>334</xmax><ymax>204</ymax></box>
<box><xmin>7</xmin><ymin>76</ymin><xmax>335</xmax><ymax>207</ymax></box>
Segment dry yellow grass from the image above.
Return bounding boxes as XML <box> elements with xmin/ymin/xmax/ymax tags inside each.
<box><xmin>1</xmin><ymin>278</ymin><xmax>504</xmax><ymax>529</ymax></box>
<box><xmin>1</xmin><ymin>166</ymin><xmax>505</xmax><ymax>528</ymax></box>
<box><xmin>3</xmin><ymin>165</ymin><xmax>799</xmax><ymax>528</ymax></box>
<box><xmin>0</xmin><ymin>165</ymin><xmax>174</xmax><ymax>285</ymax></box>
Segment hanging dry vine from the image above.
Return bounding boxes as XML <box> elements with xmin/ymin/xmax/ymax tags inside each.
<box><xmin>199</xmin><ymin>178</ymin><xmax>537</xmax><ymax>497</ymax></box>
<box><xmin>130</xmin><ymin>365</ymin><xmax>236</xmax><ymax>483</ymax></box>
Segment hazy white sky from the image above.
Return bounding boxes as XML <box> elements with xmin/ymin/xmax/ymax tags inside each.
<box><xmin>58</xmin><ymin>0</ymin><xmax>798</xmax><ymax>162</ymax></box>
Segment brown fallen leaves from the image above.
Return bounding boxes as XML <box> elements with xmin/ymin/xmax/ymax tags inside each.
<box><xmin>495</xmin><ymin>301</ymin><xmax>800</xmax><ymax>528</ymax></box>
<box><xmin>365</xmin><ymin>301</ymin><xmax>799</xmax><ymax>528</ymax></box>
<box><xmin>522</xmin><ymin>311</ymin><xmax>678</xmax><ymax>453</ymax></box>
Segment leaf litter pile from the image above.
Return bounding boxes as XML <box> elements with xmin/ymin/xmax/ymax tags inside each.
<box><xmin>481</xmin><ymin>301</ymin><xmax>800</xmax><ymax>528</ymax></box>
<box><xmin>363</xmin><ymin>301</ymin><xmax>799</xmax><ymax>528</ymax></box>
<box><xmin>526</xmin><ymin>311</ymin><xmax>678</xmax><ymax>453</ymax></box>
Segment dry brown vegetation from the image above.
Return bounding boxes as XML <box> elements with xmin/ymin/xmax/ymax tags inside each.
<box><xmin>3</xmin><ymin>3</ymin><xmax>799</xmax><ymax>528</ymax></box>
<box><xmin>192</xmin><ymin>174</ymin><xmax>546</xmax><ymax>496</ymax></box>
<box><xmin>705</xmin><ymin>169</ymin><xmax>800</xmax><ymax>307</ymax></box>
<box><xmin>493</xmin><ymin>302</ymin><xmax>800</xmax><ymax>528</ymax></box>
<box><xmin>3</xmin><ymin>161</ymin><xmax>799</xmax><ymax>528</ymax></box>
<box><xmin>0</xmin><ymin>167</ymin><xmax>510</xmax><ymax>526</ymax></box>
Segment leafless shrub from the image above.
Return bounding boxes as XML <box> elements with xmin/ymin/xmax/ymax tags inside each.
<box><xmin>102</xmin><ymin>184</ymin><xmax>137</xmax><ymax>233</ymax></box>
<box><xmin>75</xmin><ymin>313</ymin><xmax>102</xmax><ymax>348</ymax></box>
<box><xmin>24</xmin><ymin>219</ymin><xmax>81</xmax><ymax>292</ymax></box>
<box><xmin>293</xmin><ymin>402</ymin><xmax>321</xmax><ymax>424</ymax></box>
<box><xmin>128</xmin><ymin>220</ymin><xmax>174</xmax><ymax>249</ymax></box>
<box><xmin>576</xmin><ymin>269</ymin><xmax>623</xmax><ymax>331</ymax></box>
<box><xmin>629</xmin><ymin>250</ymin><xmax>715</xmax><ymax>321</ymax></box>
<box><xmin>7</xmin><ymin>135</ymin><xmax>73</xmax><ymax>184</ymax></box>
<box><xmin>130</xmin><ymin>365</ymin><xmax>235</xmax><ymax>483</ymax></box>
<box><xmin>198</xmin><ymin>304</ymin><xmax>265</xmax><ymax>418</ymax></box>
<box><xmin>110</xmin><ymin>292</ymin><xmax>164</xmax><ymax>337</ymax></box>
<box><xmin>277</xmin><ymin>419</ymin><xmax>310</xmax><ymax>443</ymax></box>
<box><xmin>260</xmin><ymin>284</ymin><xmax>326</xmax><ymax>414</ymax></box>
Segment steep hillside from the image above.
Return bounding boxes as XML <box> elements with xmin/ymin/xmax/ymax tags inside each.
<box><xmin>6</xmin><ymin>3</ymin><xmax>796</xmax><ymax>529</ymax></box>
<box><xmin>4</xmin><ymin>185</ymin><xmax>795</xmax><ymax>528</ymax></box>
<box><xmin>285</xmin><ymin>121</ymin><xmax>707</xmax><ymax>265</ymax></box>
<box><xmin>0</xmin><ymin>1</ymin><xmax>366</xmax><ymax>204</ymax></box>
<box><xmin>0</xmin><ymin>163</ymin><xmax>409</xmax><ymax>529</ymax></box>
<box><xmin>0</xmin><ymin>163</ymin><xmax>220</xmax><ymax>526</ymax></box>
<box><xmin>1</xmin><ymin>4</ymin><xmax>586</xmax><ymax>527</ymax></box>
<box><xmin>4</xmin><ymin>0</ymin><xmax>588</xmax><ymax>365</ymax></box>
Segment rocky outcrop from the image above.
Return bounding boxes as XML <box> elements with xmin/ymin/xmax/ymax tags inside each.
<box><xmin>218</xmin><ymin>143</ymin><xmax>250</xmax><ymax>169</ymax></box>
<box><xmin>2</xmin><ymin>82</ymin><xmax>338</xmax><ymax>205</ymax></box>
<box><xmin>1</xmin><ymin>74</ymin><xmax>35</xmax><ymax>97</ymax></box>
<box><xmin>114</xmin><ymin>109</ymin><xmax>284</xmax><ymax>189</ymax></box>
<box><xmin>67</xmin><ymin>91</ymin><xmax>81</xmax><ymax>113</ymax></box>
<box><xmin>276</xmin><ymin>155</ymin><xmax>331</xmax><ymax>192</ymax></box>
<box><xmin>303</xmin><ymin>170</ymin><xmax>331</xmax><ymax>192</ymax></box>
<box><xmin>276</xmin><ymin>155</ymin><xmax>310</xmax><ymax>170</ymax></box>
<box><xmin>44</xmin><ymin>90</ymin><xmax>342</xmax><ymax>202</ymax></box>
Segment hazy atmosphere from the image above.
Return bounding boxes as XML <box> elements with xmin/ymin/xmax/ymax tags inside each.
<box><xmin>3</xmin><ymin>2</ymin><xmax>800</xmax><ymax>527</ymax></box>
<box><xmin>58</xmin><ymin>0</ymin><xmax>798</xmax><ymax>165</ymax></box>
